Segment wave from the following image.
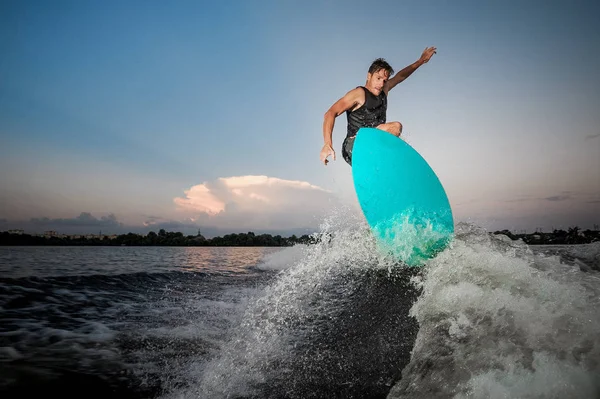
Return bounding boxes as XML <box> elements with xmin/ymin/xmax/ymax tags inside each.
<box><xmin>162</xmin><ymin>213</ymin><xmax>600</xmax><ymax>398</ymax></box>
<box><xmin>163</xmin><ymin>212</ymin><xmax>418</xmax><ymax>398</ymax></box>
<box><xmin>389</xmin><ymin>224</ymin><xmax>600</xmax><ymax>399</ymax></box>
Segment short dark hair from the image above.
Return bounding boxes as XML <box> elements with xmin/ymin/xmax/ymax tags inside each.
<box><xmin>368</xmin><ymin>58</ymin><xmax>394</xmax><ymax>76</ymax></box>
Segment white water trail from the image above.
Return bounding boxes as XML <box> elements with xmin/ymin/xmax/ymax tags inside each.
<box><xmin>389</xmin><ymin>223</ymin><xmax>600</xmax><ymax>399</ymax></box>
<box><xmin>163</xmin><ymin>205</ymin><xmax>417</xmax><ymax>398</ymax></box>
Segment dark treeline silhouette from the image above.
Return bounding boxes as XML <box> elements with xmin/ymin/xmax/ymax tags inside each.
<box><xmin>1</xmin><ymin>227</ymin><xmax>598</xmax><ymax>247</ymax></box>
<box><xmin>493</xmin><ymin>227</ymin><xmax>600</xmax><ymax>245</ymax></box>
<box><xmin>0</xmin><ymin>229</ymin><xmax>318</xmax><ymax>247</ymax></box>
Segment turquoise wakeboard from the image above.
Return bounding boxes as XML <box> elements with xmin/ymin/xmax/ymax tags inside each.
<box><xmin>351</xmin><ymin>127</ymin><xmax>454</xmax><ymax>266</ymax></box>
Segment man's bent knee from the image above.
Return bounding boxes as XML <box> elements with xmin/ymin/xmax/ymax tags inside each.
<box><xmin>378</xmin><ymin>122</ymin><xmax>402</xmax><ymax>137</ymax></box>
<box><xmin>391</xmin><ymin>121</ymin><xmax>402</xmax><ymax>136</ymax></box>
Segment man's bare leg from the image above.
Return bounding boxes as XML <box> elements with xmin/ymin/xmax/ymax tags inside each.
<box><xmin>377</xmin><ymin>121</ymin><xmax>402</xmax><ymax>137</ymax></box>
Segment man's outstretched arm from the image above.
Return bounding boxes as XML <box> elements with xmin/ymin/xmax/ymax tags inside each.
<box><xmin>384</xmin><ymin>46</ymin><xmax>437</xmax><ymax>94</ymax></box>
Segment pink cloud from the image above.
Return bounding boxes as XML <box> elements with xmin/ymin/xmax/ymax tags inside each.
<box><xmin>173</xmin><ymin>175</ymin><xmax>339</xmax><ymax>230</ymax></box>
<box><xmin>173</xmin><ymin>184</ymin><xmax>226</xmax><ymax>215</ymax></box>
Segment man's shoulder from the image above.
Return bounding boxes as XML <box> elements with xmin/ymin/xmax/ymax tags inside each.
<box><xmin>346</xmin><ymin>86</ymin><xmax>366</xmax><ymax>101</ymax></box>
<box><xmin>342</xmin><ymin>87</ymin><xmax>366</xmax><ymax>112</ymax></box>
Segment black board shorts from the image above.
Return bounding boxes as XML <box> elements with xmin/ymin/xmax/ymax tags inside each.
<box><xmin>342</xmin><ymin>135</ymin><xmax>356</xmax><ymax>166</ymax></box>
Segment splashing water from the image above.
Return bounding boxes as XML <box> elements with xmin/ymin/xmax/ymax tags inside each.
<box><xmin>160</xmin><ymin>210</ymin><xmax>600</xmax><ymax>399</ymax></box>
<box><xmin>163</xmin><ymin>206</ymin><xmax>422</xmax><ymax>398</ymax></box>
<box><xmin>372</xmin><ymin>207</ymin><xmax>454</xmax><ymax>267</ymax></box>
<box><xmin>389</xmin><ymin>223</ymin><xmax>600</xmax><ymax>399</ymax></box>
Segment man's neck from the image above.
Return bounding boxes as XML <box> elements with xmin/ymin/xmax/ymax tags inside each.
<box><xmin>364</xmin><ymin>85</ymin><xmax>379</xmax><ymax>96</ymax></box>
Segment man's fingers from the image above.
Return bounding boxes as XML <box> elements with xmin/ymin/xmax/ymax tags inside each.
<box><xmin>321</xmin><ymin>147</ymin><xmax>336</xmax><ymax>165</ymax></box>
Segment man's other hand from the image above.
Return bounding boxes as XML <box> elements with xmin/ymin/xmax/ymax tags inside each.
<box><xmin>320</xmin><ymin>144</ymin><xmax>336</xmax><ymax>165</ymax></box>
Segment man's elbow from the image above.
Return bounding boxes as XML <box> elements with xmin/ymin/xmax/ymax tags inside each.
<box><xmin>324</xmin><ymin>109</ymin><xmax>337</xmax><ymax>120</ymax></box>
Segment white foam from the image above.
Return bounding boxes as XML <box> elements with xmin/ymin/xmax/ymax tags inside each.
<box><xmin>161</xmin><ymin>208</ymin><xmax>398</xmax><ymax>398</ymax></box>
<box><xmin>158</xmin><ymin>214</ymin><xmax>600</xmax><ymax>399</ymax></box>
<box><xmin>534</xmin><ymin>242</ymin><xmax>600</xmax><ymax>272</ymax></box>
<box><xmin>455</xmin><ymin>352</ymin><xmax>597</xmax><ymax>399</ymax></box>
<box><xmin>256</xmin><ymin>245</ymin><xmax>309</xmax><ymax>271</ymax></box>
<box><xmin>389</xmin><ymin>222</ymin><xmax>600</xmax><ymax>399</ymax></box>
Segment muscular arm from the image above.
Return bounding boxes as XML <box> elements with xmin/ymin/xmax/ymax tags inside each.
<box><xmin>384</xmin><ymin>59</ymin><xmax>425</xmax><ymax>94</ymax></box>
<box><xmin>322</xmin><ymin>87</ymin><xmax>364</xmax><ymax>146</ymax></box>
<box><xmin>384</xmin><ymin>46</ymin><xmax>436</xmax><ymax>94</ymax></box>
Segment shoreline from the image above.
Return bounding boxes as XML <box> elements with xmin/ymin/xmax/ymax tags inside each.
<box><xmin>1</xmin><ymin>229</ymin><xmax>599</xmax><ymax>247</ymax></box>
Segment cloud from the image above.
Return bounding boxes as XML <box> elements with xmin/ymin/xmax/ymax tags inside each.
<box><xmin>0</xmin><ymin>173</ymin><xmax>341</xmax><ymax>236</ymax></box>
<box><xmin>30</xmin><ymin>212</ymin><xmax>122</xmax><ymax>228</ymax></box>
<box><xmin>544</xmin><ymin>195</ymin><xmax>571</xmax><ymax>202</ymax></box>
<box><xmin>501</xmin><ymin>192</ymin><xmax>596</xmax><ymax>204</ymax></box>
<box><xmin>503</xmin><ymin>197</ymin><xmax>532</xmax><ymax>203</ymax></box>
<box><xmin>0</xmin><ymin>212</ymin><xmax>225</xmax><ymax>237</ymax></box>
<box><xmin>0</xmin><ymin>212</ymin><xmax>127</xmax><ymax>235</ymax></box>
<box><xmin>173</xmin><ymin>175</ymin><xmax>341</xmax><ymax>230</ymax></box>
<box><xmin>174</xmin><ymin>184</ymin><xmax>225</xmax><ymax>215</ymax></box>
<box><xmin>584</xmin><ymin>134</ymin><xmax>599</xmax><ymax>140</ymax></box>
<box><xmin>141</xmin><ymin>216</ymin><xmax>204</xmax><ymax>232</ymax></box>
<box><xmin>143</xmin><ymin>215</ymin><xmax>168</xmax><ymax>227</ymax></box>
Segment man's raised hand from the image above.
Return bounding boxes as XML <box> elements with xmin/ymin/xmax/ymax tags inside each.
<box><xmin>420</xmin><ymin>46</ymin><xmax>437</xmax><ymax>64</ymax></box>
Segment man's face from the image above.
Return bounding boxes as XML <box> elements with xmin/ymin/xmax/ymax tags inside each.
<box><xmin>367</xmin><ymin>69</ymin><xmax>389</xmax><ymax>95</ymax></box>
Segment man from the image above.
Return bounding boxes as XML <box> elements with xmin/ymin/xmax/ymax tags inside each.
<box><xmin>320</xmin><ymin>47</ymin><xmax>437</xmax><ymax>166</ymax></box>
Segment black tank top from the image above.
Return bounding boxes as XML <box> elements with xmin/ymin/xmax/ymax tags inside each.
<box><xmin>346</xmin><ymin>86</ymin><xmax>387</xmax><ymax>138</ymax></box>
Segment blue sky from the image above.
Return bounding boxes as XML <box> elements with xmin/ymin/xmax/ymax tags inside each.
<box><xmin>1</xmin><ymin>0</ymin><xmax>599</xmax><ymax>236</ymax></box>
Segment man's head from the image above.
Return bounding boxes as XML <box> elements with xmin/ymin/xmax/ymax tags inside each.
<box><xmin>366</xmin><ymin>58</ymin><xmax>393</xmax><ymax>96</ymax></box>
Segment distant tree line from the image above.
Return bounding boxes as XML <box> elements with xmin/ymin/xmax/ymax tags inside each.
<box><xmin>1</xmin><ymin>226</ymin><xmax>598</xmax><ymax>247</ymax></box>
<box><xmin>0</xmin><ymin>229</ymin><xmax>318</xmax><ymax>247</ymax></box>
<box><xmin>493</xmin><ymin>227</ymin><xmax>599</xmax><ymax>245</ymax></box>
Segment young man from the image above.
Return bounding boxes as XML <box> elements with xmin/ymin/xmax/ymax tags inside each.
<box><xmin>320</xmin><ymin>47</ymin><xmax>437</xmax><ymax>166</ymax></box>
